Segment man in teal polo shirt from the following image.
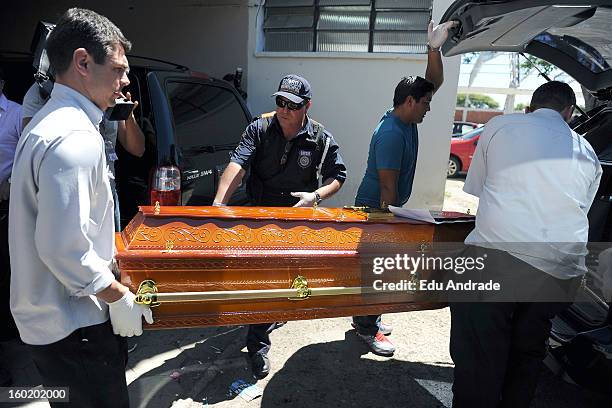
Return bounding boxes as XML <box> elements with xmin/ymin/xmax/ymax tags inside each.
<box><xmin>352</xmin><ymin>20</ymin><xmax>457</xmax><ymax>356</ymax></box>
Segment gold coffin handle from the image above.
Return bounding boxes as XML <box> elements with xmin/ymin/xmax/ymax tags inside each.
<box><xmin>133</xmin><ymin>276</ymin><xmax>384</xmax><ymax>305</ymax></box>
<box><xmin>288</xmin><ymin>275</ymin><xmax>311</xmax><ymax>301</ymax></box>
<box><xmin>135</xmin><ymin>279</ymin><xmax>160</xmax><ymax>307</ymax></box>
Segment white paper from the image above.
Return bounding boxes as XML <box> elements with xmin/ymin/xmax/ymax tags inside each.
<box><xmin>388</xmin><ymin>206</ymin><xmax>437</xmax><ymax>223</ymax></box>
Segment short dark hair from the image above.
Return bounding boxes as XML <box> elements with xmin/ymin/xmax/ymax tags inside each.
<box><xmin>530</xmin><ymin>81</ymin><xmax>576</xmax><ymax>112</ymax></box>
<box><xmin>46</xmin><ymin>8</ymin><xmax>131</xmax><ymax>75</ymax></box>
<box><xmin>393</xmin><ymin>76</ymin><xmax>435</xmax><ymax>107</ymax></box>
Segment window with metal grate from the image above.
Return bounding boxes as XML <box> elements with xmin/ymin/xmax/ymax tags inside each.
<box><xmin>263</xmin><ymin>0</ymin><xmax>432</xmax><ymax>53</ymax></box>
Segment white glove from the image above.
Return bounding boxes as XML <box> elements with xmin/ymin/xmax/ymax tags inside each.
<box><xmin>291</xmin><ymin>191</ymin><xmax>317</xmax><ymax>207</ymax></box>
<box><xmin>427</xmin><ymin>20</ymin><xmax>458</xmax><ymax>50</ymax></box>
<box><xmin>108</xmin><ymin>291</ymin><xmax>154</xmax><ymax>337</ymax></box>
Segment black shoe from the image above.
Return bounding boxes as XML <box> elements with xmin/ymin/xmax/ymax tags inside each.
<box><xmin>250</xmin><ymin>353</ymin><xmax>270</xmax><ymax>379</ymax></box>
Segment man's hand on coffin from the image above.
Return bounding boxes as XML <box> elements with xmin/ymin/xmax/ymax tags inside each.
<box><xmin>291</xmin><ymin>191</ymin><xmax>317</xmax><ymax>207</ymax></box>
<box><xmin>108</xmin><ymin>291</ymin><xmax>154</xmax><ymax>337</ymax></box>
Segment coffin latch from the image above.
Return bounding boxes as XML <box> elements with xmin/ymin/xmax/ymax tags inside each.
<box><xmin>288</xmin><ymin>275</ymin><xmax>311</xmax><ymax>301</ymax></box>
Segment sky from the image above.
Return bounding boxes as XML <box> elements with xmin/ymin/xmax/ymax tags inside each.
<box><xmin>458</xmin><ymin>52</ymin><xmax>585</xmax><ymax>109</ymax></box>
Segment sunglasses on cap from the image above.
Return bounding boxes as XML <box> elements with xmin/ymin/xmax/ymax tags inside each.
<box><xmin>275</xmin><ymin>96</ymin><xmax>307</xmax><ymax>111</ymax></box>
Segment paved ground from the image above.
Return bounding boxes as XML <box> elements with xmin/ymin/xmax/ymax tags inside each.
<box><xmin>2</xmin><ymin>178</ymin><xmax>610</xmax><ymax>407</ymax></box>
<box><xmin>442</xmin><ymin>177</ymin><xmax>478</xmax><ymax>215</ymax></box>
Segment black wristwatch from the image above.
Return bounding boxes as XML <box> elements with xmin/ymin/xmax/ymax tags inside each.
<box><xmin>314</xmin><ymin>191</ymin><xmax>322</xmax><ymax>205</ymax></box>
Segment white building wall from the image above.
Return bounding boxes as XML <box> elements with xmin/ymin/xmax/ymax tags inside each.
<box><xmin>245</xmin><ymin>0</ymin><xmax>460</xmax><ymax>209</ymax></box>
<box><xmin>3</xmin><ymin>1</ymin><xmax>460</xmax><ymax>210</ymax></box>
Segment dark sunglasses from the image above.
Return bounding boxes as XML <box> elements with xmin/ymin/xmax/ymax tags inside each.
<box><xmin>276</xmin><ymin>96</ymin><xmax>307</xmax><ymax>111</ymax></box>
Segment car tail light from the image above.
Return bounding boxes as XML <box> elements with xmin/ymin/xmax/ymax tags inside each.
<box><xmin>150</xmin><ymin>166</ymin><xmax>181</xmax><ymax>206</ymax></box>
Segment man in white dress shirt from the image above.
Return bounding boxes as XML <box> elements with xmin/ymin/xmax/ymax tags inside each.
<box><xmin>9</xmin><ymin>8</ymin><xmax>152</xmax><ymax>407</ymax></box>
<box><xmin>449</xmin><ymin>81</ymin><xmax>602</xmax><ymax>408</ymax></box>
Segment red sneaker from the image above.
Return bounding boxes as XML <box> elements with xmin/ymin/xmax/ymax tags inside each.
<box><xmin>357</xmin><ymin>331</ymin><xmax>396</xmax><ymax>356</ymax></box>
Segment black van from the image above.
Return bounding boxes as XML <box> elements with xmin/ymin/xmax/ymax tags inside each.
<box><xmin>0</xmin><ymin>52</ymin><xmax>252</xmax><ymax>227</ymax></box>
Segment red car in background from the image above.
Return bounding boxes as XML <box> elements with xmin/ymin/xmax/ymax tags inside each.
<box><xmin>452</xmin><ymin>121</ymin><xmax>480</xmax><ymax>137</ymax></box>
<box><xmin>448</xmin><ymin>127</ymin><xmax>483</xmax><ymax>177</ymax></box>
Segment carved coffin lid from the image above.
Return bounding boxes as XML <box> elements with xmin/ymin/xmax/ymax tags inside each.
<box><xmin>116</xmin><ymin>206</ymin><xmax>452</xmax><ymax>257</ymax></box>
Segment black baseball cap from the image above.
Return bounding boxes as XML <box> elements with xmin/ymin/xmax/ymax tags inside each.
<box><xmin>272</xmin><ymin>74</ymin><xmax>312</xmax><ymax>103</ymax></box>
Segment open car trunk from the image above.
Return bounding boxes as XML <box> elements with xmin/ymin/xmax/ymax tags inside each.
<box><xmin>441</xmin><ymin>0</ymin><xmax>612</xmax><ymax>92</ymax></box>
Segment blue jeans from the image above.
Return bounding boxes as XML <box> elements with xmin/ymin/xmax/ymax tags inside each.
<box><xmin>352</xmin><ymin>315</ymin><xmax>381</xmax><ymax>336</ymax></box>
<box><xmin>352</xmin><ymin>198</ymin><xmax>383</xmax><ymax>337</ymax></box>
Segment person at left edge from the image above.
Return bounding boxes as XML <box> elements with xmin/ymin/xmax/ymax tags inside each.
<box><xmin>9</xmin><ymin>8</ymin><xmax>153</xmax><ymax>408</ymax></box>
<box><xmin>213</xmin><ymin>74</ymin><xmax>347</xmax><ymax>379</ymax></box>
<box><xmin>0</xmin><ymin>67</ymin><xmax>22</xmax><ymax>386</ymax></box>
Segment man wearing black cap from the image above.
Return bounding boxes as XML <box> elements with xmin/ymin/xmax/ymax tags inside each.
<box><xmin>213</xmin><ymin>74</ymin><xmax>347</xmax><ymax>377</ymax></box>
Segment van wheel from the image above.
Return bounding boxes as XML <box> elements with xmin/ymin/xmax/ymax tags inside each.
<box><xmin>448</xmin><ymin>156</ymin><xmax>461</xmax><ymax>177</ymax></box>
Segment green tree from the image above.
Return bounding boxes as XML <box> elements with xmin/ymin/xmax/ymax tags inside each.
<box><xmin>515</xmin><ymin>102</ymin><xmax>527</xmax><ymax>111</ymax></box>
<box><xmin>519</xmin><ymin>55</ymin><xmax>556</xmax><ymax>78</ymax></box>
<box><xmin>506</xmin><ymin>54</ymin><xmax>556</xmax><ymax>112</ymax></box>
<box><xmin>457</xmin><ymin>93</ymin><xmax>499</xmax><ymax>109</ymax></box>
<box><xmin>464</xmin><ymin>52</ymin><xmax>559</xmax><ymax>113</ymax></box>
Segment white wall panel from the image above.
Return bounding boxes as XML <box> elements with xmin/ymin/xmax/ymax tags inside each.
<box><xmin>246</xmin><ymin>0</ymin><xmax>460</xmax><ymax>209</ymax></box>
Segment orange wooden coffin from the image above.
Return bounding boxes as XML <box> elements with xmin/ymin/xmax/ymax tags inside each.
<box><xmin>115</xmin><ymin>206</ymin><xmax>474</xmax><ymax>329</ymax></box>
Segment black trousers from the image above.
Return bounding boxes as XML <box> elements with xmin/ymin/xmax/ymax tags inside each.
<box><xmin>246</xmin><ymin>323</ymin><xmax>278</xmax><ymax>356</ymax></box>
<box><xmin>450</xmin><ymin>301</ymin><xmax>570</xmax><ymax>408</ymax></box>
<box><xmin>244</xmin><ymin>193</ymin><xmax>296</xmax><ymax>356</ymax></box>
<box><xmin>29</xmin><ymin>320</ymin><xmax>129</xmax><ymax>408</ymax></box>
<box><xmin>0</xmin><ymin>200</ymin><xmax>18</xmax><ymax>341</ymax></box>
<box><xmin>449</xmin><ymin>247</ymin><xmax>578</xmax><ymax>408</ymax></box>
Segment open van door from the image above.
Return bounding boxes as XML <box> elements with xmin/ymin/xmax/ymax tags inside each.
<box><xmin>440</xmin><ymin>0</ymin><xmax>612</xmax><ymax>91</ymax></box>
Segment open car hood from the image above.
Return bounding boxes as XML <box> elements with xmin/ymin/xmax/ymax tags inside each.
<box><xmin>440</xmin><ymin>0</ymin><xmax>612</xmax><ymax>92</ymax></box>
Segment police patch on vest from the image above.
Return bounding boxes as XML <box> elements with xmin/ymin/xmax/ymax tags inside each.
<box><xmin>298</xmin><ymin>150</ymin><xmax>313</xmax><ymax>168</ymax></box>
